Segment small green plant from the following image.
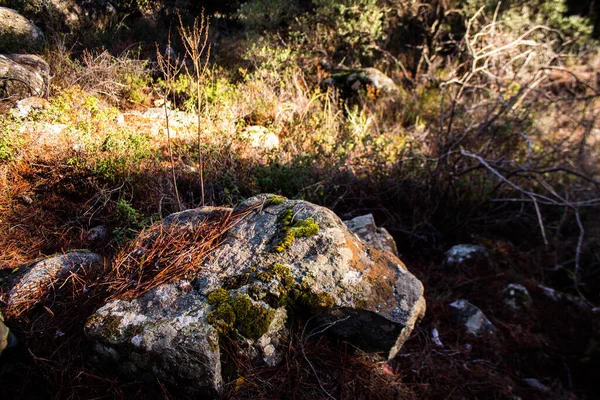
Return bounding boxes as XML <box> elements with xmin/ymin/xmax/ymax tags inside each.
<box><xmin>113</xmin><ymin>199</ymin><xmax>158</xmax><ymax>244</ymax></box>
<box><xmin>116</xmin><ymin>199</ymin><xmax>142</xmax><ymax>227</ymax></box>
<box><xmin>0</xmin><ymin>117</ymin><xmax>25</xmax><ymax>161</ymax></box>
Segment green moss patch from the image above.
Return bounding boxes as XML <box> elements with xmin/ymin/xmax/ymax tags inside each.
<box><xmin>266</xmin><ymin>194</ymin><xmax>286</xmax><ymax>205</ymax></box>
<box><xmin>206</xmin><ymin>290</ymin><xmax>275</xmax><ymax>340</ymax></box>
<box><xmin>231</xmin><ymin>295</ymin><xmax>275</xmax><ymax>340</ymax></box>
<box><xmin>273</xmin><ymin>206</ymin><xmax>319</xmax><ymax>253</ymax></box>
<box><xmin>207</xmin><ymin>262</ymin><xmax>335</xmax><ymax>340</ymax></box>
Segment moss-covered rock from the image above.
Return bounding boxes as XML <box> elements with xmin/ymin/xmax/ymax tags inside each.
<box><xmin>86</xmin><ymin>195</ymin><xmax>426</xmax><ymax>395</ymax></box>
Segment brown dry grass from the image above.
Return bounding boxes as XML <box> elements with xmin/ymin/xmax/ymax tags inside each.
<box><xmin>107</xmin><ymin>209</ymin><xmax>235</xmax><ymax>300</ymax></box>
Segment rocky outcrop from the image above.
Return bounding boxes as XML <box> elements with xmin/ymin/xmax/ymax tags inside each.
<box><xmin>85</xmin><ymin>194</ymin><xmax>425</xmax><ymax>395</ymax></box>
<box><xmin>0</xmin><ymin>54</ymin><xmax>49</xmax><ymax>99</ymax></box>
<box><xmin>344</xmin><ymin>213</ymin><xmax>399</xmax><ymax>256</ymax></box>
<box><xmin>0</xmin><ymin>251</ymin><xmax>104</xmax><ymax>318</ymax></box>
<box><xmin>0</xmin><ymin>7</ymin><xmax>44</xmax><ymax>53</ymax></box>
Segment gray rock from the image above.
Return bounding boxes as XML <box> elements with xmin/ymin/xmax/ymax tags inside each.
<box><xmin>344</xmin><ymin>213</ymin><xmax>399</xmax><ymax>257</ymax></box>
<box><xmin>20</xmin><ymin>121</ymin><xmax>69</xmax><ymax>147</ymax></box>
<box><xmin>162</xmin><ymin>206</ymin><xmax>231</xmax><ymax>226</ymax></box>
<box><xmin>86</xmin><ymin>194</ymin><xmax>425</xmax><ymax>394</ymax></box>
<box><xmin>0</xmin><ymin>54</ymin><xmax>49</xmax><ymax>99</ymax></box>
<box><xmin>32</xmin><ymin>1</ymin><xmax>118</xmax><ymax>31</ymax></box>
<box><xmin>240</xmin><ymin>126</ymin><xmax>279</xmax><ymax>150</ymax></box>
<box><xmin>19</xmin><ymin>194</ymin><xmax>33</xmax><ymax>205</ymax></box>
<box><xmin>523</xmin><ymin>378</ymin><xmax>551</xmax><ymax>393</ymax></box>
<box><xmin>0</xmin><ymin>7</ymin><xmax>45</xmax><ymax>53</ymax></box>
<box><xmin>328</xmin><ymin>67</ymin><xmax>400</xmax><ymax>96</ymax></box>
<box><xmin>14</xmin><ymin>96</ymin><xmax>49</xmax><ymax>118</ymax></box>
<box><xmin>449</xmin><ymin>299</ymin><xmax>495</xmax><ymax>336</ymax></box>
<box><xmin>85</xmin><ymin>282</ymin><xmax>222</xmax><ymax>396</ymax></box>
<box><xmin>46</xmin><ymin>0</ymin><xmax>83</xmax><ymax>30</ymax></box>
<box><xmin>87</xmin><ymin>225</ymin><xmax>108</xmax><ymax>242</ymax></box>
<box><xmin>538</xmin><ymin>284</ymin><xmax>593</xmax><ymax>311</ymax></box>
<box><xmin>502</xmin><ymin>283</ymin><xmax>531</xmax><ymax>310</ymax></box>
<box><xmin>0</xmin><ymin>251</ymin><xmax>103</xmax><ymax>317</ymax></box>
<box><xmin>445</xmin><ymin>244</ymin><xmax>488</xmax><ymax>266</ymax></box>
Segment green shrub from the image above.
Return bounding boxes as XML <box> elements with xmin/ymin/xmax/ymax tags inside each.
<box><xmin>0</xmin><ymin>116</ymin><xmax>25</xmax><ymax>162</ymax></box>
<box><xmin>237</xmin><ymin>0</ymin><xmax>298</xmax><ymax>30</ymax></box>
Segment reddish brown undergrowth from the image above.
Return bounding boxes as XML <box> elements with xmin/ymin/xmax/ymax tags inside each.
<box><xmin>107</xmin><ymin>209</ymin><xmax>234</xmax><ymax>300</ymax></box>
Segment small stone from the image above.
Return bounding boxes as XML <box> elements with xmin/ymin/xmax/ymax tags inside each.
<box><xmin>444</xmin><ymin>244</ymin><xmax>488</xmax><ymax>266</ymax></box>
<box><xmin>87</xmin><ymin>225</ymin><xmax>108</xmax><ymax>242</ymax></box>
<box><xmin>449</xmin><ymin>299</ymin><xmax>495</xmax><ymax>336</ymax></box>
<box><xmin>431</xmin><ymin>327</ymin><xmax>443</xmax><ymax>347</ymax></box>
<box><xmin>19</xmin><ymin>195</ymin><xmax>33</xmax><ymax>205</ymax></box>
<box><xmin>240</xmin><ymin>126</ymin><xmax>279</xmax><ymax>150</ymax></box>
<box><xmin>502</xmin><ymin>283</ymin><xmax>531</xmax><ymax>310</ymax></box>
<box><xmin>72</xmin><ymin>143</ymin><xmax>84</xmax><ymax>152</ymax></box>
<box><xmin>523</xmin><ymin>378</ymin><xmax>551</xmax><ymax>393</ymax></box>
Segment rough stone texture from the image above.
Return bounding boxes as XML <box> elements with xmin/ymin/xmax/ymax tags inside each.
<box><xmin>344</xmin><ymin>213</ymin><xmax>399</xmax><ymax>257</ymax></box>
<box><xmin>47</xmin><ymin>0</ymin><xmax>84</xmax><ymax>30</ymax></box>
<box><xmin>0</xmin><ymin>54</ymin><xmax>49</xmax><ymax>99</ymax></box>
<box><xmin>449</xmin><ymin>299</ymin><xmax>496</xmax><ymax>336</ymax></box>
<box><xmin>86</xmin><ymin>194</ymin><xmax>425</xmax><ymax>394</ymax></box>
<box><xmin>0</xmin><ymin>252</ymin><xmax>103</xmax><ymax>317</ymax></box>
<box><xmin>537</xmin><ymin>284</ymin><xmax>595</xmax><ymax>312</ymax></box>
<box><xmin>444</xmin><ymin>244</ymin><xmax>488</xmax><ymax>266</ymax></box>
<box><xmin>502</xmin><ymin>283</ymin><xmax>531</xmax><ymax>310</ymax></box>
<box><xmin>0</xmin><ymin>7</ymin><xmax>44</xmax><ymax>53</ymax></box>
<box><xmin>85</xmin><ymin>282</ymin><xmax>222</xmax><ymax>396</ymax></box>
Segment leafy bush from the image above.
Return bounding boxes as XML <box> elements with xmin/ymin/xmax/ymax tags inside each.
<box><xmin>301</xmin><ymin>0</ymin><xmax>387</xmax><ymax>64</ymax></box>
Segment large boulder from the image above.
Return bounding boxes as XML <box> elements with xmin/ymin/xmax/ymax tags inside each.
<box><xmin>0</xmin><ymin>54</ymin><xmax>49</xmax><ymax>99</ymax></box>
<box><xmin>0</xmin><ymin>7</ymin><xmax>44</xmax><ymax>53</ymax></box>
<box><xmin>85</xmin><ymin>194</ymin><xmax>425</xmax><ymax>395</ymax></box>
